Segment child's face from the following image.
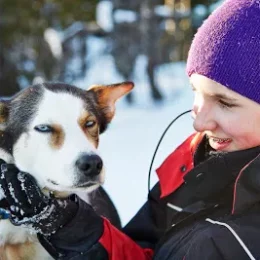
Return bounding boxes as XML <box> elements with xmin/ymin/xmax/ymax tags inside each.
<box><xmin>191</xmin><ymin>74</ymin><xmax>260</xmax><ymax>152</ymax></box>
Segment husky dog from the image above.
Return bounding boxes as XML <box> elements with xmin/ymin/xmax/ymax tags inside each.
<box><xmin>0</xmin><ymin>81</ymin><xmax>133</xmax><ymax>260</ymax></box>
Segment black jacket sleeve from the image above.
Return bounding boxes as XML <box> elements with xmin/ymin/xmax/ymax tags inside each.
<box><xmin>123</xmin><ymin>182</ymin><xmax>167</xmax><ymax>249</ymax></box>
<box><xmin>184</xmin><ymin>213</ymin><xmax>260</xmax><ymax>260</ymax></box>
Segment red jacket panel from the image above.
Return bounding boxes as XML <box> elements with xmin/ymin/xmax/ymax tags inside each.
<box><xmin>100</xmin><ymin>218</ymin><xmax>153</xmax><ymax>260</ymax></box>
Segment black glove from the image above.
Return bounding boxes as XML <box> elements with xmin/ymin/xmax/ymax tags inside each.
<box><xmin>0</xmin><ymin>162</ymin><xmax>78</xmax><ymax>236</ymax></box>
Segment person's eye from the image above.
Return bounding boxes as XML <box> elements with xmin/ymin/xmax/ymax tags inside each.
<box><xmin>218</xmin><ymin>100</ymin><xmax>236</xmax><ymax>109</ymax></box>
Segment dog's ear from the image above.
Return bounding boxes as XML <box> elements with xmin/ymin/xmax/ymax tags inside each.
<box><xmin>88</xmin><ymin>81</ymin><xmax>134</xmax><ymax>122</ymax></box>
<box><xmin>0</xmin><ymin>101</ymin><xmax>9</xmax><ymax>130</ymax></box>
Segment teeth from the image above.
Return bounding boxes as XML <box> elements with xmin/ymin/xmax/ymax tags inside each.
<box><xmin>212</xmin><ymin>137</ymin><xmax>231</xmax><ymax>143</ymax></box>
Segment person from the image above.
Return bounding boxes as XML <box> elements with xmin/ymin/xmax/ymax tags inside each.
<box><xmin>1</xmin><ymin>0</ymin><xmax>260</xmax><ymax>259</ymax></box>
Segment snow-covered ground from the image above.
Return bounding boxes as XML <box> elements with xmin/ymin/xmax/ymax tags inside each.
<box><xmin>75</xmin><ymin>36</ymin><xmax>195</xmax><ymax>226</ymax></box>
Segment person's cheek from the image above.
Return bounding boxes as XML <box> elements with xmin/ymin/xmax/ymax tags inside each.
<box><xmin>234</xmin><ymin>135</ymin><xmax>259</xmax><ymax>150</ymax></box>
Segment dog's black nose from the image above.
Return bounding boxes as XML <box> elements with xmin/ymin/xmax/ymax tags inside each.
<box><xmin>76</xmin><ymin>154</ymin><xmax>103</xmax><ymax>177</ymax></box>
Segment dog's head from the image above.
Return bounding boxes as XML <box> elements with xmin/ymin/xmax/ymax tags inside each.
<box><xmin>0</xmin><ymin>82</ymin><xmax>133</xmax><ymax>194</ymax></box>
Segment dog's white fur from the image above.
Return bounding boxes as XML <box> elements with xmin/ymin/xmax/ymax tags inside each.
<box><xmin>13</xmin><ymin>90</ymin><xmax>104</xmax><ymax>192</ymax></box>
<box><xmin>0</xmin><ymin>82</ymin><xmax>133</xmax><ymax>259</ymax></box>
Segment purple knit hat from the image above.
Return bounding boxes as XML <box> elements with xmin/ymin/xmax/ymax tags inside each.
<box><xmin>186</xmin><ymin>0</ymin><xmax>260</xmax><ymax>103</ymax></box>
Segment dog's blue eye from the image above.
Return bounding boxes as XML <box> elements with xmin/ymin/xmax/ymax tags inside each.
<box><xmin>85</xmin><ymin>121</ymin><xmax>96</xmax><ymax>128</ymax></box>
<box><xmin>34</xmin><ymin>125</ymin><xmax>53</xmax><ymax>133</ymax></box>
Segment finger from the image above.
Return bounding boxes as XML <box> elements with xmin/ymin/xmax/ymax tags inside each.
<box><xmin>3</xmin><ymin>165</ymin><xmax>31</xmax><ymax>210</ymax></box>
<box><xmin>0</xmin><ymin>165</ymin><xmax>24</xmax><ymax>216</ymax></box>
<box><xmin>0</xmin><ymin>164</ymin><xmax>16</xmax><ymax>206</ymax></box>
<box><xmin>18</xmin><ymin>172</ymin><xmax>48</xmax><ymax>211</ymax></box>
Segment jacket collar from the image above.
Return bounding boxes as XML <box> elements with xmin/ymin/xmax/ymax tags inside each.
<box><xmin>156</xmin><ymin>133</ymin><xmax>260</xmax><ymax>215</ymax></box>
<box><xmin>184</xmin><ymin>142</ymin><xmax>260</xmax><ymax>206</ymax></box>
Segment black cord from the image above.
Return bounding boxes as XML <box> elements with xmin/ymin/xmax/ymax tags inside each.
<box><xmin>148</xmin><ymin>109</ymin><xmax>192</xmax><ymax>194</ymax></box>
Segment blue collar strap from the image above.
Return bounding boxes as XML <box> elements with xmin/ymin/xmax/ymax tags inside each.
<box><xmin>0</xmin><ymin>208</ymin><xmax>10</xmax><ymax>220</ymax></box>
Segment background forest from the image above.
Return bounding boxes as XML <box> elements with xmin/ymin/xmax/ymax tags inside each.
<box><xmin>1</xmin><ymin>0</ymin><xmax>221</xmax><ymax>102</ymax></box>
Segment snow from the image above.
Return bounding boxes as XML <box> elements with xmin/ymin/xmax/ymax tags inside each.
<box><xmin>44</xmin><ymin>28</ymin><xmax>62</xmax><ymax>59</ymax></box>
<box><xmin>96</xmin><ymin>1</ymin><xmax>114</xmax><ymax>32</ymax></box>
<box><xmin>113</xmin><ymin>9</ymin><xmax>138</xmax><ymax>23</ymax></box>
<box><xmin>74</xmin><ymin>35</ymin><xmax>195</xmax><ymax>226</ymax></box>
<box><xmin>8</xmin><ymin>183</ymin><xmax>19</xmax><ymax>204</ymax></box>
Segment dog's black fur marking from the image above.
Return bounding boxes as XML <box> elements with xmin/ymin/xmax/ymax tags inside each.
<box><xmin>2</xmin><ymin>86</ymin><xmax>43</xmax><ymax>154</ymax></box>
<box><xmin>0</xmin><ymin>102</ymin><xmax>9</xmax><ymax>121</ymax></box>
<box><xmin>0</xmin><ymin>131</ymin><xmax>13</xmax><ymax>154</ymax></box>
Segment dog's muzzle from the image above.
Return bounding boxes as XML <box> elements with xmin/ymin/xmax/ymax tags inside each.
<box><xmin>75</xmin><ymin>154</ymin><xmax>103</xmax><ymax>179</ymax></box>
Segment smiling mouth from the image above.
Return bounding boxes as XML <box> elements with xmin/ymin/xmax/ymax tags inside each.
<box><xmin>211</xmin><ymin>137</ymin><xmax>232</xmax><ymax>143</ymax></box>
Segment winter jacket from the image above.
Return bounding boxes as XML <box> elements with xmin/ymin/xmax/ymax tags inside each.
<box><xmin>43</xmin><ymin>133</ymin><xmax>260</xmax><ymax>259</ymax></box>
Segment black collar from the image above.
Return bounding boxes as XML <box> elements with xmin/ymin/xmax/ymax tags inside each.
<box><xmin>184</xmin><ymin>137</ymin><xmax>260</xmax><ymax>207</ymax></box>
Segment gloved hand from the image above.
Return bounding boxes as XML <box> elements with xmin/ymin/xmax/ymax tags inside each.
<box><xmin>0</xmin><ymin>162</ymin><xmax>78</xmax><ymax>236</ymax></box>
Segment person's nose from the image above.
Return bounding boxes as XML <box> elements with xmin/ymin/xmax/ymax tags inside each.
<box><xmin>192</xmin><ymin>99</ymin><xmax>217</xmax><ymax>132</ymax></box>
